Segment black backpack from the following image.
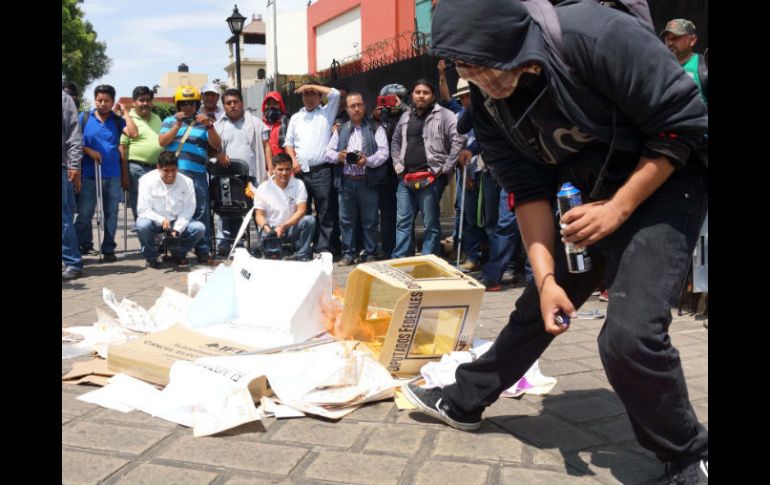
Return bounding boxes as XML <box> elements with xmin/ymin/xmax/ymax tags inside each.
<box><xmin>208</xmin><ymin>159</ymin><xmax>252</xmax><ymax>217</ymax></box>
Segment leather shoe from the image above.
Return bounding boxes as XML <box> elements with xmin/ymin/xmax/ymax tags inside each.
<box><xmin>337</xmin><ymin>256</ymin><xmax>355</xmax><ymax>266</ymax></box>
<box><xmin>62</xmin><ymin>267</ymin><xmax>82</xmax><ymax>281</ymax></box>
<box><xmin>102</xmin><ymin>253</ymin><xmax>118</xmax><ymax>263</ymax></box>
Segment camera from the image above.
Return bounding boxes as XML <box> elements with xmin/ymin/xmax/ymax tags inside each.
<box><xmin>443</xmin><ymin>59</ymin><xmax>455</xmax><ymax>68</ymax></box>
<box><xmin>345</xmin><ymin>150</ymin><xmax>362</xmax><ymax>164</ymax></box>
<box><xmin>376</xmin><ymin>95</ymin><xmax>398</xmax><ymax>108</ymax></box>
<box><xmin>261</xmin><ymin>228</ymin><xmax>284</xmax><ymax>259</ymax></box>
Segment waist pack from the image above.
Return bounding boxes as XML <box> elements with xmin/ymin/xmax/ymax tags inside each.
<box><xmin>403</xmin><ymin>171</ymin><xmax>436</xmax><ymax>190</ymax></box>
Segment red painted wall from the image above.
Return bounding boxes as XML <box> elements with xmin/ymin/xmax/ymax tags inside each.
<box><xmin>307</xmin><ymin>0</ymin><xmax>416</xmax><ymax>74</ymax></box>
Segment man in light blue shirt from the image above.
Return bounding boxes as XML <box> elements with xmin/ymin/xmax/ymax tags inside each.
<box><xmin>284</xmin><ymin>84</ymin><xmax>340</xmax><ymax>254</ymax></box>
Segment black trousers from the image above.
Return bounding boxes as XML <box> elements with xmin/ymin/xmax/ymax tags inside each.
<box><xmin>444</xmin><ymin>168</ymin><xmax>708</xmax><ymax>465</ymax></box>
<box><xmin>298</xmin><ymin>165</ymin><xmax>337</xmax><ymax>254</ymax></box>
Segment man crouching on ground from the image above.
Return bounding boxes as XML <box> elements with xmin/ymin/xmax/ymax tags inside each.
<box><xmin>253</xmin><ymin>153</ymin><xmax>317</xmax><ymax>261</ymax></box>
<box><xmin>136</xmin><ymin>152</ymin><xmax>205</xmax><ymax>268</ymax></box>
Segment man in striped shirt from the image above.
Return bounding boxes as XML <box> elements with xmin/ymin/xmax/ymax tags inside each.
<box><xmin>158</xmin><ymin>85</ymin><xmax>222</xmax><ymax>264</ymax></box>
<box><xmin>284</xmin><ymin>84</ymin><xmax>341</xmax><ymax>255</ymax></box>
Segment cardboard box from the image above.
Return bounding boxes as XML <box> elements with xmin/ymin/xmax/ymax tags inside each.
<box><xmin>339</xmin><ymin>255</ymin><xmax>484</xmax><ymax>376</ymax></box>
<box><xmin>106</xmin><ymin>324</ymin><xmax>256</xmax><ymax>386</ymax></box>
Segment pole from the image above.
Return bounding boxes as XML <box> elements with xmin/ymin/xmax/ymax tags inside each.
<box><xmin>272</xmin><ymin>0</ymin><xmax>278</xmax><ymax>82</ymax></box>
<box><xmin>456</xmin><ymin>165</ymin><xmax>466</xmax><ymax>269</ymax></box>
<box><xmin>123</xmin><ymin>190</ymin><xmax>128</xmax><ymax>252</ymax></box>
<box><xmin>235</xmin><ymin>32</ymin><xmax>242</xmax><ymax>96</ymax></box>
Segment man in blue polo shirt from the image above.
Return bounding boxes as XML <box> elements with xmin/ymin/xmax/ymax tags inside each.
<box><xmin>75</xmin><ymin>84</ymin><xmax>138</xmax><ymax>262</ymax></box>
<box><xmin>158</xmin><ymin>85</ymin><xmax>222</xmax><ymax>263</ymax></box>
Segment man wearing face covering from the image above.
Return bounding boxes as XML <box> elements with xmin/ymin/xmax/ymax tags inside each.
<box><xmin>403</xmin><ymin>1</ymin><xmax>708</xmax><ymax>483</ymax></box>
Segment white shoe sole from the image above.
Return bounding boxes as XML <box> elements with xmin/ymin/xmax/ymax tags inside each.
<box><xmin>402</xmin><ymin>384</ymin><xmax>482</xmax><ymax>432</ymax></box>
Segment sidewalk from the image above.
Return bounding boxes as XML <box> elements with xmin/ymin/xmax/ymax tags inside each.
<box><xmin>62</xmin><ymin>207</ymin><xmax>707</xmax><ymax>485</ymax></box>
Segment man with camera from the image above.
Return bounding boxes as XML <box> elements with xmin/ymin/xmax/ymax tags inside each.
<box><xmin>136</xmin><ymin>152</ymin><xmax>205</xmax><ymax>268</ymax></box>
<box><xmin>325</xmin><ymin>92</ymin><xmax>389</xmax><ymax>266</ymax></box>
<box><xmin>371</xmin><ymin>84</ymin><xmax>407</xmax><ymax>258</ymax></box>
<box><xmin>253</xmin><ymin>153</ymin><xmax>317</xmax><ymax>261</ymax></box>
<box><xmin>390</xmin><ymin>79</ymin><xmax>465</xmax><ymax>258</ymax></box>
<box><xmin>158</xmin><ymin>85</ymin><xmax>222</xmax><ymax>264</ymax></box>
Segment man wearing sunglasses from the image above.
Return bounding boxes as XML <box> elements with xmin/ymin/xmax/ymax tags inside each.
<box><xmin>404</xmin><ymin>1</ymin><xmax>708</xmax><ymax>483</ymax></box>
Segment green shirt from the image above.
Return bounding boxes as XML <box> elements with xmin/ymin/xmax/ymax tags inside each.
<box><xmin>682</xmin><ymin>54</ymin><xmax>706</xmax><ymax>105</ymax></box>
<box><xmin>120</xmin><ymin>109</ymin><xmax>163</xmax><ymax>165</ymax></box>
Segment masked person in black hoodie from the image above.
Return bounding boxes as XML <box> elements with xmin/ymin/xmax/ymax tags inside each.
<box><xmin>403</xmin><ymin>1</ymin><xmax>708</xmax><ymax>483</ymax></box>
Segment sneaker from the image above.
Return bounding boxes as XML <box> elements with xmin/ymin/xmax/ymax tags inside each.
<box><xmin>477</xmin><ymin>276</ymin><xmax>502</xmax><ymax>292</ymax></box>
<box><xmin>146</xmin><ymin>258</ymin><xmax>161</xmax><ymax>269</ymax></box>
<box><xmin>338</xmin><ymin>256</ymin><xmax>355</xmax><ymax>266</ymax></box>
<box><xmin>402</xmin><ymin>382</ymin><xmax>482</xmax><ymax>431</ymax></box>
<box><xmin>61</xmin><ymin>267</ymin><xmax>82</xmax><ymax>281</ymax></box>
<box><xmin>662</xmin><ymin>458</ymin><xmax>708</xmax><ymax>484</ymax></box>
<box><xmin>599</xmin><ymin>290</ymin><xmax>609</xmax><ymax>302</ymax></box>
<box><xmin>102</xmin><ymin>253</ymin><xmax>118</xmax><ymax>263</ymax></box>
<box><xmin>80</xmin><ymin>246</ymin><xmax>96</xmax><ymax>256</ymax></box>
<box><xmin>460</xmin><ymin>259</ymin><xmax>480</xmax><ymax>272</ymax></box>
<box><xmin>501</xmin><ymin>268</ymin><xmax>516</xmax><ymax>284</ymax></box>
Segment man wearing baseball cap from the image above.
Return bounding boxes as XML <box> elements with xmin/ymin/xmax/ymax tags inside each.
<box><xmin>661</xmin><ymin>19</ymin><xmax>707</xmax><ymax>105</ymax></box>
<box><xmin>199</xmin><ymin>83</ymin><xmax>225</xmax><ymax>122</ymax></box>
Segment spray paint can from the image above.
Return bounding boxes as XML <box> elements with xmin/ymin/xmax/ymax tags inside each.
<box><xmin>557</xmin><ymin>182</ymin><xmax>592</xmax><ymax>273</ymax></box>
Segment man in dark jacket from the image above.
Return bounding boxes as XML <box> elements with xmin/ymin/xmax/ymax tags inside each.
<box><xmin>403</xmin><ymin>1</ymin><xmax>708</xmax><ymax>483</ymax></box>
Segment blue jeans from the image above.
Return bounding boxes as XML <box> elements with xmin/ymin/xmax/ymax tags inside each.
<box><xmin>136</xmin><ymin>218</ymin><xmax>205</xmax><ymax>260</ymax></box>
<box><xmin>462</xmin><ymin>171</ymin><xmax>499</xmax><ymax>264</ymax></box>
<box><xmin>483</xmin><ymin>188</ymin><xmax>532</xmax><ymax>284</ymax></box>
<box><xmin>62</xmin><ymin>168</ymin><xmax>82</xmax><ymax>270</ymax></box>
<box><xmin>128</xmin><ymin>162</ymin><xmax>152</xmax><ymax>222</ymax></box>
<box><xmin>75</xmin><ymin>175</ymin><xmax>122</xmax><ymax>254</ymax></box>
<box><xmin>339</xmin><ymin>177</ymin><xmax>379</xmax><ymax>259</ymax></box>
<box><xmin>180</xmin><ymin>169</ymin><xmax>211</xmax><ymax>255</ymax></box>
<box><xmin>392</xmin><ymin>176</ymin><xmax>445</xmax><ymax>258</ymax></box>
<box><xmin>445</xmin><ymin>168</ymin><xmax>708</xmax><ymax>464</ymax></box>
<box><xmin>259</xmin><ymin>215</ymin><xmax>317</xmax><ymax>259</ymax></box>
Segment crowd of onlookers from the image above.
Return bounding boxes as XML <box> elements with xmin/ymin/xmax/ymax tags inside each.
<box><xmin>61</xmin><ymin>62</ymin><xmax>532</xmax><ymax>288</ymax></box>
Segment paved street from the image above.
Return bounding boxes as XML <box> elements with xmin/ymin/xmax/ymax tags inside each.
<box><xmin>62</xmin><ymin>210</ymin><xmax>708</xmax><ymax>485</ymax></box>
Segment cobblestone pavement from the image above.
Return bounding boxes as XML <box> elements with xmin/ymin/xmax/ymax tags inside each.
<box><xmin>62</xmin><ymin>211</ymin><xmax>707</xmax><ymax>485</ymax></box>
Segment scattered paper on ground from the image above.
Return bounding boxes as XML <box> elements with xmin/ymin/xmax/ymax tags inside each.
<box><xmin>419</xmin><ymin>339</ymin><xmax>557</xmax><ymax>398</ymax></box>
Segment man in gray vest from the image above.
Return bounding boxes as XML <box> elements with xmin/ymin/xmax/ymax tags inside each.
<box><xmin>325</xmin><ymin>92</ymin><xmax>389</xmax><ymax>265</ymax></box>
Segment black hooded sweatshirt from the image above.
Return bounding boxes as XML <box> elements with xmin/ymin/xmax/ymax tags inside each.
<box><xmin>430</xmin><ymin>0</ymin><xmax>707</xmax><ymax>204</ymax></box>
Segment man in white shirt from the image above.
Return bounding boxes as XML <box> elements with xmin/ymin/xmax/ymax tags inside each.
<box><xmin>284</xmin><ymin>83</ymin><xmax>340</xmax><ymax>254</ymax></box>
<box><xmin>136</xmin><ymin>152</ymin><xmax>205</xmax><ymax>268</ymax></box>
<box><xmin>213</xmin><ymin>88</ymin><xmax>270</xmax><ymax>255</ymax></box>
<box><xmin>253</xmin><ymin>153</ymin><xmax>317</xmax><ymax>261</ymax></box>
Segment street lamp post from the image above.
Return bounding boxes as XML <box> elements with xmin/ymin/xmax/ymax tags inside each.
<box><xmin>227</xmin><ymin>4</ymin><xmax>246</xmax><ymax>95</ymax></box>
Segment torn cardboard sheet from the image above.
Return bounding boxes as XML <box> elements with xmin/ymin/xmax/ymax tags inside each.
<box><xmin>106</xmin><ymin>324</ymin><xmax>255</xmax><ymax>386</ymax></box>
<box><xmin>62</xmin><ymin>358</ymin><xmax>116</xmax><ymax>386</ymax></box>
<box><xmin>419</xmin><ymin>339</ymin><xmax>557</xmax><ymax>397</ymax></box>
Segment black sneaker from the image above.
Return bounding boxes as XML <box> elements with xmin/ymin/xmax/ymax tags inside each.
<box><xmin>146</xmin><ymin>258</ymin><xmax>161</xmax><ymax>269</ymax></box>
<box><xmin>402</xmin><ymin>382</ymin><xmax>482</xmax><ymax>431</ymax></box>
<box><xmin>102</xmin><ymin>253</ymin><xmax>118</xmax><ymax>263</ymax></box>
<box><xmin>172</xmin><ymin>255</ymin><xmax>189</xmax><ymax>267</ymax></box>
<box><xmin>662</xmin><ymin>458</ymin><xmax>708</xmax><ymax>484</ymax></box>
<box><xmin>61</xmin><ymin>267</ymin><xmax>82</xmax><ymax>281</ymax></box>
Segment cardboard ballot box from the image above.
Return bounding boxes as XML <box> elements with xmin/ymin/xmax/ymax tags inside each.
<box><xmin>340</xmin><ymin>255</ymin><xmax>484</xmax><ymax>376</ymax></box>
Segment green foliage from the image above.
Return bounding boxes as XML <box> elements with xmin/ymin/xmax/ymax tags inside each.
<box><xmin>62</xmin><ymin>0</ymin><xmax>112</xmax><ymax>91</ymax></box>
<box><xmin>151</xmin><ymin>102</ymin><xmax>176</xmax><ymax>120</ymax></box>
